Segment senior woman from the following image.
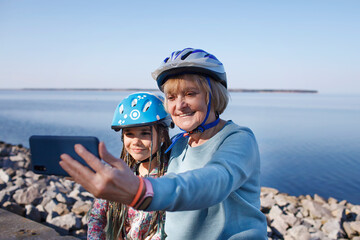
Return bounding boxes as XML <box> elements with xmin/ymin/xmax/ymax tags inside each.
<box><xmin>60</xmin><ymin>48</ymin><xmax>268</xmax><ymax>239</ymax></box>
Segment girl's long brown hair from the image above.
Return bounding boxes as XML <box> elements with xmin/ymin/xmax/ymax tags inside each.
<box><xmin>105</xmin><ymin>124</ymin><xmax>171</xmax><ymax>240</ymax></box>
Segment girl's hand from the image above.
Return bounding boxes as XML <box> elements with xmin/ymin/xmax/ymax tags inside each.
<box><xmin>60</xmin><ymin>141</ymin><xmax>139</xmax><ymax>205</ymax></box>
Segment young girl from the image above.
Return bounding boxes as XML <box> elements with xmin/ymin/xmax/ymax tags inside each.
<box><xmin>87</xmin><ymin>92</ymin><xmax>172</xmax><ymax>240</ymax></box>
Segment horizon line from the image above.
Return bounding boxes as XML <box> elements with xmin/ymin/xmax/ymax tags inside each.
<box><xmin>0</xmin><ymin>87</ymin><xmax>318</xmax><ymax>93</ymax></box>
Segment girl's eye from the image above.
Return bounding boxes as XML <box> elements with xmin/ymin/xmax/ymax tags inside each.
<box><xmin>124</xmin><ymin>132</ymin><xmax>133</xmax><ymax>137</ymax></box>
<box><xmin>141</xmin><ymin>131</ymin><xmax>151</xmax><ymax>136</ymax></box>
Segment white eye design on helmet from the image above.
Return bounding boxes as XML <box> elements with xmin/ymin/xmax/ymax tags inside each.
<box><xmin>119</xmin><ymin>104</ymin><xmax>124</xmax><ymax>114</ymax></box>
<box><xmin>131</xmin><ymin>99</ymin><xmax>137</xmax><ymax>107</ymax></box>
<box><xmin>143</xmin><ymin>100</ymin><xmax>152</xmax><ymax>112</ymax></box>
<box><xmin>130</xmin><ymin>110</ymin><xmax>140</xmax><ymax>120</ymax></box>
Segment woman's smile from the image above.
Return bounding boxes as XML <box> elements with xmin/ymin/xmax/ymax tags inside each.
<box><xmin>178</xmin><ymin>112</ymin><xmax>195</xmax><ymax>117</ymax></box>
<box><xmin>164</xmin><ymin>77</ymin><xmax>210</xmax><ymax>132</ymax></box>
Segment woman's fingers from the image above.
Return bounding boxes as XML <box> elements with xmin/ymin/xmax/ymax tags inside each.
<box><xmin>98</xmin><ymin>142</ymin><xmax>127</xmax><ymax>169</ymax></box>
<box><xmin>59</xmin><ymin>153</ymin><xmax>96</xmax><ymax>189</ymax></box>
<box><xmin>60</xmin><ymin>142</ymin><xmax>138</xmax><ymax>203</ymax></box>
<box><xmin>73</xmin><ymin>144</ymin><xmax>106</xmax><ymax>172</ymax></box>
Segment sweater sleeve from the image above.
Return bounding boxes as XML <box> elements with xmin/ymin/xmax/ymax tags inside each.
<box><xmin>87</xmin><ymin>198</ymin><xmax>109</xmax><ymax>240</ymax></box>
<box><xmin>147</xmin><ymin>128</ymin><xmax>259</xmax><ymax>211</ymax></box>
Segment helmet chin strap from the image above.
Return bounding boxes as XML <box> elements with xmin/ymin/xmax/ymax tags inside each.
<box><xmin>165</xmin><ymin>77</ymin><xmax>220</xmax><ymax>154</ymax></box>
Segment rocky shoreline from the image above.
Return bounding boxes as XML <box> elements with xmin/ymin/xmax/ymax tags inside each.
<box><xmin>0</xmin><ymin>141</ymin><xmax>359</xmax><ymax>239</ymax></box>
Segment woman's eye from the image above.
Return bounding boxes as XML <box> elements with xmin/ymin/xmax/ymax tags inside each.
<box><xmin>166</xmin><ymin>95</ymin><xmax>175</xmax><ymax>101</ymax></box>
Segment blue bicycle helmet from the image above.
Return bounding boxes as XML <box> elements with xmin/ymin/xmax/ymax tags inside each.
<box><xmin>111</xmin><ymin>92</ymin><xmax>172</xmax><ymax>131</ymax></box>
<box><xmin>151</xmin><ymin>48</ymin><xmax>227</xmax><ymax>90</ymax></box>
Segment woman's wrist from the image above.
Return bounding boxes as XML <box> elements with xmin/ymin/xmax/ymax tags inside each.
<box><xmin>135</xmin><ymin>178</ymin><xmax>154</xmax><ymax>210</ymax></box>
<box><xmin>129</xmin><ymin>176</ymin><xmax>144</xmax><ymax>207</ymax></box>
<box><xmin>129</xmin><ymin>177</ymin><xmax>154</xmax><ymax>210</ymax></box>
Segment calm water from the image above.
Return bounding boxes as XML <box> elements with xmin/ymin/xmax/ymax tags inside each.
<box><xmin>1</xmin><ymin>90</ymin><xmax>359</xmax><ymax>204</ymax></box>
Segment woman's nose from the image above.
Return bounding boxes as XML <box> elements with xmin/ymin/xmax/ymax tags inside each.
<box><xmin>175</xmin><ymin>96</ymin><xmax>187</xmax><ymax>109</ymax></box>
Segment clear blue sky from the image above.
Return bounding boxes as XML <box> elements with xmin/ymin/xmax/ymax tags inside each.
<box><xmin>1</xmin><ymin>0</ymin><xmax>359</xmax><ymax>93</ymax></box>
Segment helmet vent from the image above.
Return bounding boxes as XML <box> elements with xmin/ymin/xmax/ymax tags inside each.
<box><xmin>143</xmin><ymin>100</ymin><xmax>152</xmax><ymax>112</ymax></box>
<box><xmin>181</xmin><ymin>51</ymin><xmax>194</xmax><ymax>60</ymax></box>
<box><xmin>131</xmin><ymin>98</ymin><xmax>137</xmax><ymax>107</ymax></box>
<box><xmin>164</xmin><ymin>57</ymin><xmax>169</xmax><ymax>63</ymax></box>
<box><xmin>119</xmin><ymin>104</ymin><xmax>124</xmax><ymax>114</ymax></box>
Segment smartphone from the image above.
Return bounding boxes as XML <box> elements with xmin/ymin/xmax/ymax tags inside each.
<box><xmin>29</xmin><ymin>135</ymin><xmax>99</xmax><ymax>176</ymax></box>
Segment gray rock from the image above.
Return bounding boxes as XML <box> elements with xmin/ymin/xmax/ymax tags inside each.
<box><xmin>71</xmin><ymin>200</ymin><xmax>91</xmax><ymax>215</ymax></box>
<box><xmin>282</xmin><ymin>212</ymin><xmax>298</xmax><ymax>227</ymax></box>
<box><xmin>261</xmin><ymin>193</ymin><xmax>276</xmax><ymax>209</ymax></box>
<box><xmin>56</xmin><ymin>192</ymin><xmax>69</xmax><ymax>203</ymax></box>
<box><xmin>261</xmin><ymin>187</ymin><xmax>279</xmax><ymax>195</ymax></box>
<box><xmin>302</xmin><ymin>199</ymin><xmax>332</xmax><ymax>219</ymax></box>
<box><xmin>46</xmin><ymin>210</ymin><xmax>60</xmax><ymax>223</ymax></box>
<box><xmin>0</xmin><ymin>190</ymin><xmax>10</xmax><ymax>205</ymax></box>
<box><xmin>53</xmin><ymin>203</ymin><xmax>70</xmax><ymax>215</ymax></box>
<box><xmin>343</xmin><ymin>222</ymin><xmax>356</xmax><ymax>238</ymax></box>
<box><xmin>0</xmin><ymin>178</ymin><xmax>5</xmax><ymax>188</ymax></box>
<box><xmin>48</xmin><ymin>212</ymin><xmax>81</xmax><ymax>231</ymax></box>
<box><xmin>349</xmin><ymin>220</ymin><xmax>360</xmax><ymax>234</ymax></box>
<box><xmin>36</xmin><ymin>204</ymin><xmax>48</xmax><ymax>221</ymax></box>
<box><xmin>25</xmin><ymin>204</ymin><xmax>42</xmax><ymax>222</ymax></box>
<box><xmin>287</xmin><ymin>225</ymin><xmax>311</xmax><ymax>240</ymax></box>
<box><xmin>54</xmin><ymin>181</ymin><xmax>71</xmax><ymax>194</ymax></box>
<box><xmin>309</xmin><ymin>230</ymin><xmax>327</xmax><ymax>240</ymax></box>
<box><xmin>275</xmin><ymin>194</ymin><xmax>289</xmax><ymax>207</ymax></box>
<box><xmin>5</xmin><ymin>184</ymin><xmax>19</xmax><ymax>195</ymax></box>
<box><xmin>0</xmin><ymin>169</ymin><xmax>10</xmax><ymax>182</ymax></box>
<box><xmin>268</xmin><ymin>205</ymin><xmax>283</xmax><ymax>221</ymax></box>
<box><xmin>269</xmin><ymin>206</ymin><xmax>289</xmax><ymax>236</ymax></box>
<box><xmin>9</xmin><ymin>154</ymin><xmax>24</xmax><ymax>162</ymax></box>
<box><xmin>44</xmin><ymin>199</ymin><xmax>58</xmax><ymax>213</ymax></box>
<box><xmin>80</xmin><ymin>191</ymin><xmax>94</xmax><ymax>200</ymax></box>
<box><xmin>3</xmin><ymin>201</ymin><xmax>25</xmax><ymax>216</ymax></box>
<box><xmin>313</xmin><ymin>194</ymin><xmax>327</xmax><ymax>204</ymax></box>
<box><xmin>339</xmin><ymin>199</ymin><xmax>347</xmax><ymax>206</ymax></box>
<box><xmin>285</xmin><ymin>203</ymin><xmax>298</xmax><ymax>215</ymax></box>
<box><xmin>5</xmin><ymin>168</ymin><xmax>16</xmax><ymax>178</ymax></box>
<box><xmin>321</xmin><ymin>218</ymin><xmax>345</xmax><ymax>239</ymax></box>
<box><xmin>13</xmin><ymin>177</ymin><xmax>26</xmax><ymax>187</ymax></box>
<box><xmin>81</xmin><ymin>214</ymin><xmax>88</xmax><ymax>226</ymax></box>
<box><xmin>330</xmin><ymin>203</ymin><xmax>345</xmax><ymax>219</ymax></box>
<box><xmin>13</xmin><ymin>184</ymin><xmax>41</xmax><ymax>205</ymax></box>
<box><xmin>351</xmin><ymin>205</ymin><xmax>360</xmax><ymax>215</ymax></box>
<box><xmin>68</xmin><ymin>189</ymin><xmax>81</xmax><ymax>200</ymax></box>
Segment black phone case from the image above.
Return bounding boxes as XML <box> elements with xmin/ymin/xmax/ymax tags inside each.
<box><xmin>29</xmin><ymin>135</ymin><xmax>99</xmax><ymax>176</ymax></box>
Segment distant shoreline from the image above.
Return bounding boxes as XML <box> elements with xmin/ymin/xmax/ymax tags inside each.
<box><xmin>1</xmin><ymin>88</ymin><xmax>318</xmax><ymax>94</ymax></box>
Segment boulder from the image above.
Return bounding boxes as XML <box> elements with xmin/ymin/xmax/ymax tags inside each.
<box><xmin>321</xmin><ymin>218</ymin><xmax>345</xmax><ymax>239</ymax></box>
<box><xmin>301</xmin><ymin>199</ymin><xmax>332</xmax><ymax>219</ymax></box>
<box><xmin>25</xmin><ymin>204</ymin><xmax>42</xmax><ymax>222</ymax></box>
<box><xmin>2</xmin><ymin>201</ymin><xmax>25</xmax><ymax>216</ymax></box>
<box><xmin>48</xmin><ymin>213</ymin><xmax>81</xmax><ymax>231</ymax></box>
<box><xmin>287</xmin><ymin>225</ymin><xmax>311</xmax><ymax>240</ymax></box>
<box><xmin>13</xmin><ymin>184</ymin><xmax>42</xmax><ymax>205</ymax></box>
<box><xmin>71</xmin><ymin>200</ymin><xmax>92</xmax><ymax>215</ymax></box>
<box><xmin>53</xmin><ymin>203</ymin><xmax>70</xmax><ymax>215</ymax></box>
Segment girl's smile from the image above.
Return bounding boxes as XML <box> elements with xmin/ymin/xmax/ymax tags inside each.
<box><xmin>123</xmin><ymin>126</ymin><xmax>159</xmax><ymax>162</ymax></box>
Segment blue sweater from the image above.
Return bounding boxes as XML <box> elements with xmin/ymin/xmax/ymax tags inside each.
<box><xmin>147</xmin><ymin>121</ymin><xmax>268</xmax><ymax>239</ymax></box>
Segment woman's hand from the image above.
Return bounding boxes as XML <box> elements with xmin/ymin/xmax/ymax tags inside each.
<box><xmin>59</xmin><ymin>141</ymin><xmax>139</xmax><ymax>205</ymax></box>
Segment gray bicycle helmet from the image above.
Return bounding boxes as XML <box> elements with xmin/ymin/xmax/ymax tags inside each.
<box><xmin>152</xmin><ymin>48</ymin><xmax>227</xmax><ymax>90</ymax></box>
